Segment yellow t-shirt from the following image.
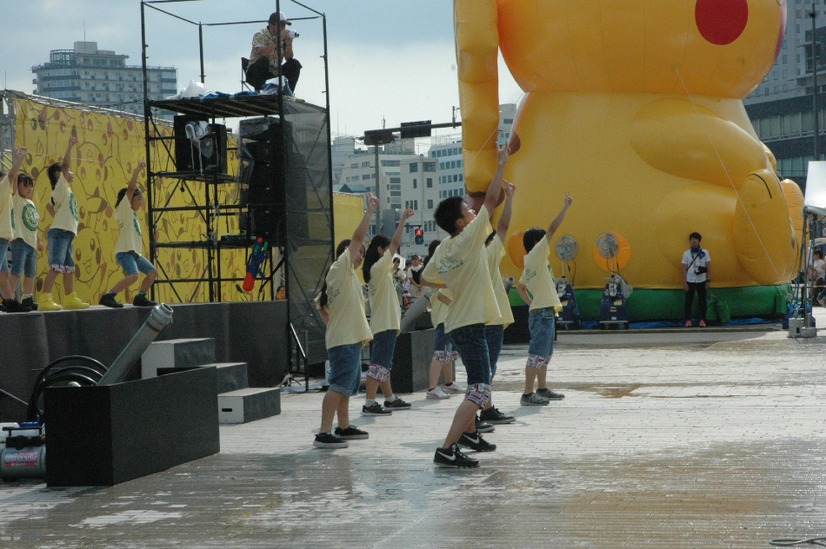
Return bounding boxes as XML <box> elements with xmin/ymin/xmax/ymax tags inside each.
<box><xmin>429</xmin><ymin>288</ymin><xmax>453</xmax><ymax>328</ymax></box>
<box><xmin>115</xmin><ymin>197</ymin><xmax>143</xmax><ymax>254</ymax></box>
<box><xmin>11</xmin><ymin>193</ymin><xmax>39</xmax><ymax>250</ymax></box>
<box><xmin>486</xmin><ymin>237</ymin><xmax>514</xmax><ymax>327</ymax></box>
<box><xmin>519</xmin><ymin>237</ymin><xmax>562</xmax><ymax>311</ymax></box>
<box><xmin>422</xmin><ymin>207</ymin><xmax>500</xmax><ymax>333</ymax></box>
<box><xmin>50</xmin><ymin>174</ymin><xmax>79</xmax><ymax>234</ymax></box>
<box><xmin>325</xmin><ymin>248</ymin><xmax>373</xmax><ymax>349</ymax></box>
<box><xmin>368</xmin><ymin>250</ymin><xmax>401</xmax><ymax>334</ymax></box>
<box><xmin>0</xmin><ymin>175</ymin><xmax>13</xmax><ymax>241</ymax></box>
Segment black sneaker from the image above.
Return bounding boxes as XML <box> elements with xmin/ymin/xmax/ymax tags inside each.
<box><xmin>536</xmin><ymin>388</ymin><xmax>565</xmax><ymax>400</ymax></box>
<box><xmin>99</xmin><ymin>293</ymin><xmax>123</xmax><ymax>308</ymax></box>
<box><xmin>334</xmin><ymin>425</ymin><xmax>369</xmax><ymax>440</ymax></box>
<box><xmin>3</xmin><ymin>299</ymin><xmax>23</xmax><ymax>313</ymax></box>
<box><xmin>434</xmin><ymin>444</ymin><xmax>479</xmax><ymax>468</ymax></box>
<box><xmin>313</xmin><ymin>432</ymin><xmax>348</xmax><ymax>449</ymax></box>
<box><xmin>362</xmin><ymin>402</ymin><xmax>392</xmax><ymax>416</ymax></box>
<box><xmin>479</xmin><ymin>407</ymin><xmax>515</xmax><ymax>424</ymax></box>
<box><xmin>475</xmin><ymin>416</ymin><xmax>495</xmax><ymax>433</ymax></box>
<box><xmin>22</xmin><ymin>297</ymin><xmax>37</xmax><ymax>311</ymax></box>
<box><xmin>383</xmin><ymin>398</ymin><xmax>411</xmax><ymax>411</ymax></box>
<box><xmin>133</xmin><ymin>294</ymin><xmax>157</xmax><ymax>307</ymax></box>
<box><xmin>458</xmin><ymin>432</ymin><xmax>497</xmax><ymax>452</ymax></box>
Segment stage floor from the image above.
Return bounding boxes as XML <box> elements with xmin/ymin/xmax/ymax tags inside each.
<box><xmin>3</xmin><ymin>312</ymin><xmax>826</xmax><ymax>547</ymax></box>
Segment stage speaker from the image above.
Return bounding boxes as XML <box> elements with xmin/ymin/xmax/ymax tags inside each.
<box><xmin>174</xmin><ymin>116</ymin><xmax>228</xmax><ymax>174</ymax></box>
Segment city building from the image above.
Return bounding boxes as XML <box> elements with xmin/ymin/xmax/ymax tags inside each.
<box><xmin>744</xmin><ymin>3</ymin><xmax>826</xmax><ymax>185</ymax></box>
<box><xmin>336</xmin><ymin>104</ymin><xmax>517</xmax><ymax>257</ymax></box>
<box><xmin>32</xmin><ymin>41</ymin><xmax>177</xmax><ymax>118</ymax></box>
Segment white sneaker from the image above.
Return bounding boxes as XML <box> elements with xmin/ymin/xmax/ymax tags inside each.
<box><xmin>426</xmin><ymin>386</ymin><xmax>451</xmax><ymax>399</ymax></box>
<box><xmin>440</xmin><ymin>383</ymin><xmax>465</xmax><ymax>394</ymax></box>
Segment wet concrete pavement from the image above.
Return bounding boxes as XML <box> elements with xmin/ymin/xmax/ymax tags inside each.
<box><xmin>5</xmin><ymin>311</ymin><xmax>826</xmax><ymax>548</ymax></box>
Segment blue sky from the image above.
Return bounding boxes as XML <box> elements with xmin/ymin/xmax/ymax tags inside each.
<box><xmin>1</xmin><ymin>0</ymin><xmax>522</xmax><ymax>139</ymax></box>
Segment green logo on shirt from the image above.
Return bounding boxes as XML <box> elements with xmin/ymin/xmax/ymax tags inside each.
<box><xmin>22</xmin><ymin>203</ymin><xmax>38</xmax><ymax>232</ymax></box>
<box><xmin>133</xmin><ymin>212</ymin><xmax>142</xmax><ymax>236</ymax></box>
<box><xmin>69</xmin><ymin>194</ymin><xmax>79</xmax><ymax>221</ymax></box>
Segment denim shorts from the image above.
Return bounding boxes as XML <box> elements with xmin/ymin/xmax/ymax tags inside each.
<box><xmin>47</xmin><ymin>228</ymin><xmax>76</xmax><ymax>272</ymax></box>
<box><xmin>528</xmin><ymin>307</ymin><xmax>556</xmax><ymax>359</ymax></box>
<box><xmin>449</xmin><ymin>323</ymin><xmax>491</xmax><ymax>386</ymax></box>
<box><xmin>433</xmin><ymin>323</ymin><xmax>452</xmax><ymax>352</ymax></box>
<box><xmin>10</xmin><ymin>239</ymin><xmax>36</xmax><ymax>278</ymax></box>
<box><xmin>485</xmin><ymin>324</ymin><xmax>504</xmax><ymax>380</ymax></box>
<box><xmin>0</xmin><ymin>238</ymin><xmax>9</xmax><ymax>272</ymax></box>
<box><xmin>370</xmin><ymin>329</ymin><xmax>398</xmax><ymax>370</ymax></box>
<box><xmin>327</xmin><ymin>343</ymin><xmax>362</xmax><ymax>397</ymax></box>
<box><xmin>116</xmin><ymin>251</ymin><xmax>156</xmax><ymax>276</ymax></box>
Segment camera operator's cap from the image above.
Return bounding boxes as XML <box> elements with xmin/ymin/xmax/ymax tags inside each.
<box><xmin>269</xmin><ymin>12</ymin><xmax>292</xmax><ymax>25</ymax></box>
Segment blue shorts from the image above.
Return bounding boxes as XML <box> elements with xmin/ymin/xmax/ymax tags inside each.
<box><xmin>449</xmin><ymin>323</ymin><xmax>491</xmax><ymax>386</ymax></box>
<box><xmin>485</xmin><ymin>324</ymin><xmax>504</xmax><ymax>380</ymax></box>
<box><xmin>0</xmin><ymin>238</ymin><xmax>9</xmax><ymax>272</ymax></box>
<box><xmin>327</xmin><ymin>343</ymin><xmax>363</xmax><ymax>397</ymax></box>
<box><xmin>116</xmin><ymin>251</ymin><xmax>156</xmax><ymax>277</ymax></box>
<box><xmin>369</xmin><ymin>329</ymin><xmax>398</xmax><ymax>370</ymax></box>
<box><xmin>528</xmin><ymin>307</ymin><xmax>556</xmax><ymax>359</ymax></box>
<box><xmin>10</xmin><ymin>239</ymin><xmax>36</xmax><ymax>278</ymax></box>
<box><xmin>47</xmin><ymin>228</ymin><xmax>76</xmax><ymax>272</ymax></box>
<box><xmin>433</xmin><ymin>323</ymin><xmax>450</xmax><ymax>352</ymax></box>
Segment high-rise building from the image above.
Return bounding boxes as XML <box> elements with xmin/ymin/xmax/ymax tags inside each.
<box><xmin>32</xmin><ymin>41</ymin><xmax>177</xmax><ymax>118</ymax></box>
<box><xmin>744</xmin><ymin>3</ymin><xmax>826</xmax><ymax>184</ymax></box>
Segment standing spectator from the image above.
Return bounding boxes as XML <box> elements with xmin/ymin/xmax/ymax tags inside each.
<box><xmin>682</xmin><ymin>232</ymin><xmax>711</xmax><ymax>327</ymax></box>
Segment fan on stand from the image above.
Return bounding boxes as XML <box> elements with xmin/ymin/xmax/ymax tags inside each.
<box><xmin>595</xmin><ymin>232</ymin><xmax>630</xmax><ymax>329</ymax></box>
<box><xmin>554</xmin><ymin>235</ymin><xmax>580</xmax><ymax>330</ymax></box>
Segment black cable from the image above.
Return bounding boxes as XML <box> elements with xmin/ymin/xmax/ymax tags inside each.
<box><xmin>770</xmin><ymin>538</ymin><xmax>826</xmax><ymax>547</ymax></box>
<box><xmin>27</xmin><ymin>355</ymin><xmax>107</xmax><ymax>422</ymax></box>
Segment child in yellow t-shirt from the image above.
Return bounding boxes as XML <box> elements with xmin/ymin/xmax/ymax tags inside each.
<box><xmin>40</xmin><ymin>128</ymin><xmax>89</xmax><ymax>311</ymax></box>
<box><xmin>0</xmin><ymin>146</ymin><xmax>27</xmax><ymax>313</ymax></box>
<box><xmin>422</xmin><ymin>146</ymin><xmax>509</xmax><ymax>468</ymax></box>
<box><xmin>478</xmin><ymin>181</ymin><xmax>517</xmax><ymax>427</ymax></box>
<box><xmin>516</xmin><ymin>192</ymin><xmax>573</xmax><ymax>406</ymax></box>
<box><xmin>313</xmin><ymin>193</ymin><xmax>378</xmax><ymax>449</ymax></box>
<box><xmin>8</xmin><ymin>171</ymin><xmax>44</xmax><ymax>312</ymax></box>
<box><xmin>361</xmin><ymin>206</ymin><xmax>415</xmax><ymax>416</ymax></box>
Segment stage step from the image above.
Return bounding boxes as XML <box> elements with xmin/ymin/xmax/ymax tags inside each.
<box><xmin>157</xmin><ymin>362</ymin><xmax>249</xmax><ymax>394</ymax></box>
<box><xmin>218</xmin><ymin>388</ymin><xmax>281</xmax><ymax>424</ymax></box>
<box><xmin>141</xmin><ymin>338</ymin><xmax>216</xmax><ymax>379</ymax></box>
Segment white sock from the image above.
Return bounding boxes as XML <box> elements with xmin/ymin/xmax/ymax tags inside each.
<box><xmin>385</xmin><ymin>395</ymin><xmax>396</xmax><ymax>403</ymax></box>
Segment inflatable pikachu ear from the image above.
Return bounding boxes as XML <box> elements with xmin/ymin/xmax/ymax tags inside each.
<box><xmin>454</xmin><ymin>0</ymin><xmax>500</xmax><ymax>197</ymax></box>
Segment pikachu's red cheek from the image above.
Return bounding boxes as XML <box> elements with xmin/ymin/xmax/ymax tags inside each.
<box><xmin>695</xmin><ymin>0</ymin><xmax>749</xmax><ymax>46</ymax></box>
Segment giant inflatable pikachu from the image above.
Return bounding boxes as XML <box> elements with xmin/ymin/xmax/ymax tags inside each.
<box><xmin>455</xmin><ymin>0</ymin><xmax>804</xmax><ymax>321</ymax></box>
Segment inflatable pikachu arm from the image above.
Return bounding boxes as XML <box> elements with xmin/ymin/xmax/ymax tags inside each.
<box><xmin>454</xmin><ymin>0</ymin><xmax>500</xmax><ymax>196</ymax></box>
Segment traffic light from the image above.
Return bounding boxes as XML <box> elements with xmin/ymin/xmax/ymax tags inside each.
<box><xmin>414</xmin><ymin>226</ymin><xmax>424</xmax><ymax>245</ymax></box>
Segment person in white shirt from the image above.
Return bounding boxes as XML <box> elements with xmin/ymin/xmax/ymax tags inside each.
<box><xmin>682</xmin><ymin>231</ymin><xmax>711</xmax><ymax>327</ymax></box>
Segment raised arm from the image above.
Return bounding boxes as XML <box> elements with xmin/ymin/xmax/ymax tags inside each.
<box><xmin>483</xmin><ymin>146</ymin><xmax>509</xmax><ymax>215</ymax></box>
<box><xmin>388</xmin><ymin>206</ymin><xmax>415</xmax><ymax>256</ymax></box>
<box><xmin>126</xmin><ymin>160</ymin><xmax>146</xmax><ymax>202</ymax></box>
<box><xmin>8</xmin><ymin>146</ymin><xmax>27</xmax><ymax>195</ymax></box>
<box><xmin>62</xmin><ymin>127</ymin><xmax>78</xmax><ymax>180</ymax></box>
<box><xmin>545</xmin><ymin>192</ymin><xmax>573</xmax><ymax>242</ymax></box>
<box><xmin>348</xmin><ymin>193</ymin><xmax>379</xmax><ymax>266</ymax></box>
<box><xmin>496</xmin><ymin>181</ymin><xmax>515</xmax><ymax>241</ymax></box>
